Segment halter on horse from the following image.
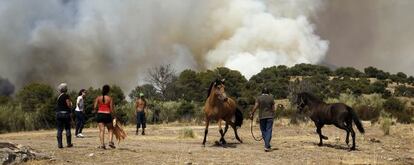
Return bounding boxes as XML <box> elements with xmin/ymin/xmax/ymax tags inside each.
<box><xmin>202</xmin><ymin>79</ymin><xmax>243</xmax><ymax>146</ymax></box>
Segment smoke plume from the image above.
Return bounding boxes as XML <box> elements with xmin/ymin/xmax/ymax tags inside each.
<box><xmin>315</xmin><ymin>0</ymin><xmax>414</xmax><ymax>76</ymax></box>
<box><xmin>0</xmin><ymin>0</ymin><xmax>328</xmax><ymax>91</ymax></box>
<box><xmin>0</xmin><ymin>77</ymin><xmax>14</xmax><ymax>96</ymax></box>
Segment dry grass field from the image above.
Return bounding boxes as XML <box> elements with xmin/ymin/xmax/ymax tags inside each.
<box><xmin>1</xmin><ymin>120</ymin><xmax>413</xmax><ymax>165</ymax></box>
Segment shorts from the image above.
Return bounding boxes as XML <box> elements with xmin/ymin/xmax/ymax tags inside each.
<box><xmin>96</xmin><ymin>113</ymin><xmax>113</xmax><ymax>124</ymax></box>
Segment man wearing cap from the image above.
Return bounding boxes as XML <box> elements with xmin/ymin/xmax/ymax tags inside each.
<box><xmin>250</xmin><ymin>87</ymin><xmax>276</xmax><ymax>152</ymax></box>
<box><xmin>135</xmin><ymin>93</ymin><xmax>147</xmax><ymax>135</ymax></box>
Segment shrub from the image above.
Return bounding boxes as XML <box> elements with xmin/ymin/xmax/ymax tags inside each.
<box><xmin>383</xmin><ymin>97</ymin><xmax>412</xmax><ymax>123</ymax></box>
<box><xmin>158</xmin><ymin>101</ymin><xmax>181</xmax><ymax>123</ymax></box>
<box><xmin>381</xmin><ymin>115</ymin><xmax>392</xmax><ymax>135</ymax></box>
<box><xmin>179</xmin><ymin>128</ymin><xmax>195</xmax><ymax>138</ymax></box>
<box><xmin>176</xmin><ymin>101</ymin><xmax>195</xmax><ymax>122</ymax></box>
<box><xmin>113</xmin><ymin>102</ymin><xmax>135</xmax><ymax>125</ymax></box>
<box><xmin>0</xmin><ymin>104</ymin><xmax>56</xmax><ymax>133</ymax></box>
<box><xmin>354</xmin><ymin>94</ymin><xmax>384</xmax><ymax>121</ymax></box>
<box><xmin>0</xmin><ymin>96</ymin><xmax>11</xmax><ymax>105</ymax></box>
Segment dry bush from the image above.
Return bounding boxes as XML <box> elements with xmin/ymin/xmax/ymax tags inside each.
<box><xmin>179</xmin><ymin>128</ymin><xmax>195</xmax><ymax>138</ymax></box>
<box><xmin>380</xmin><ymin>116</ymin><xmax>392</xmax><ymax>135</ymax></box>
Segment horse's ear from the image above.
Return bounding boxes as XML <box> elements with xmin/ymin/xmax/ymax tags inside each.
<box><xmin>221</xmin><ymin>78</ymin><xmax>225</xmax><ymax>82</ymax></box>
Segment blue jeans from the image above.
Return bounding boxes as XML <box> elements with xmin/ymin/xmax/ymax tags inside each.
<box><xmin>75</xmin><ymin>111</ymin><xmax>85</xmax><ymax>135</ymax></box>
<box><xmin>260</xmin><ymin>118</ymin><xmax>274</xmax><ymax>149</ymax></box>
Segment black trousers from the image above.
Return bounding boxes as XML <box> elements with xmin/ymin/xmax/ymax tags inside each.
<box><xmin>56</xmin><ymin>113</ymin><xmax>72</xmax><ymax>147</ymax></box>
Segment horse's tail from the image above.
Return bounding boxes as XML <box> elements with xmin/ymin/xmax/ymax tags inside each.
<box><xmin>235</xmin><ymin>108</ymin><xmax>243</xmax><ymax>127</ymax></box>
<box><xmin>347</xmin><ymin>106</ymin><xmax>365</xmax><ymax>133</ymax></box>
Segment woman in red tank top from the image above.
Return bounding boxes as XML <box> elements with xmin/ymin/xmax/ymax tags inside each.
<box><xmin>94</xmin><ymin>85</ymin><xmax>115</xmax><ymax>149</ymax></box>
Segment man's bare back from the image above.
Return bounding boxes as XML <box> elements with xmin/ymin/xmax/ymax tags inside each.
<box><xmin>136</xmin><ymin>98</ymin><xmax>146</xmax><ymax>112</ymax></box>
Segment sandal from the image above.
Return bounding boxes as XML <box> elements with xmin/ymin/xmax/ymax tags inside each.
<box><xmin>98</xmin><ymin>145</ymin><xmax>106</xmax><ymax>150</ymax></box>
<box><xmin>108</xmin><ymin>142</ymin><xmax>116</xmax><ymax>149</ymax></box>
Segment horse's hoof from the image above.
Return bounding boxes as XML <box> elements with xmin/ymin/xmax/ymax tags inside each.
<box><xmin>322</xmin><ymin>136</ymin><xmax>328</xmax><ymax>140</ymax></box>
<box><xmin>318</xmin><ymin>143</ymin><xmax>323</xmax><ymax>146</ymax></box>
<box><xmin>350</xmin><ymin>147</ymin><xmax>356</xmax><ymax>151</ymax></box>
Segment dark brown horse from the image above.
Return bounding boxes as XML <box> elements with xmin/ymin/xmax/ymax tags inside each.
<box><xmin>295</xmin><ymin>92</ymin><xmax>365</xmax><ymax>150</ymax></box>
<box><xmin>202</xmin><ymin>79</ymin><xmax>243</xmax><ymax>146</ymax></box>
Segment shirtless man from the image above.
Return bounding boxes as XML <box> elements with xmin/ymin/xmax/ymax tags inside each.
<box><xmin>135</xmin><ymin>93</ymin><xmax>147</xmax><ymax>135</ymax></box>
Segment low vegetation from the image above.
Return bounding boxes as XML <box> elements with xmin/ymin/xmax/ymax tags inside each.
<box><xmin>1</xmin><ymin>64</ymin><xmax>414</xmax><ymax>133</ymax></box>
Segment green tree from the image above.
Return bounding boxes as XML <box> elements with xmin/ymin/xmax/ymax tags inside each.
<box><xmin>334</xmin><ymin>67</ymin><xmax>364</xmax><ymax>78</ymax></box>
<box><xmin>395</xmin><ymin>85</ymin><xmax>414</xmax><ymax>97</ymax></box>
<box><xmin>288</xmin><ymin>63</ymin><xmax>332</xmax><ymax>76</ymax></box>
<box><xmin>390</xmin><ymin>72</ymin><xmax>408</xmax><ymax>84</ymax></box>
<box><xmin>407</xmin><ymin>76</ymin><xmax>414</xmax><ymax>85</ymax></box>
<box><xmin>110</xmin><ymin>85</ymin><xmax>126</xmax><ymax>106</ymax></box>
<box><xmin>129</xmin><ymin>84</ymin><xmax>159</xmax><ymax>100</ymax></box>
<box><xmin>198</xmin><ymin>67</ymin><xmax>247</xmax><ymax>99</ymax></box>
<box><xmin>364</xmin><ymin>66</ymin><xmax>389</xmax><ymax>80</ymax></box>
<box><xmin>164</xmin><ymin>76</ymin><xmax>179</xmax><ymax>101</ymax></box>
<box><xmin>17</xmin><ymin>83</ymin><xmax>56</xmax><ymax>112</ymax></box>
<box><xmin>214</xmin><ymin>67</ymin><xmax>248</xmax><ymax>98</ymax></box>
<box><xmin>368</xmin><ymin>80</ymin><xmax>388</xmax><ymax>95</ymax></box>
<box><xmin>83</xmin><ymin>87</ymin><xmax>100</xmax><ymax>122</ymax></box>
<box><xmin>197</xmin><ymin>70</ymin><xmax>217</xmax><ymax>99</ymax></box>
<box><xmin>248</xmin><ymin>66</ymin><xmax>290</xmax><ymax>99</ymax></box>
<box><xmin>15</xmin><ymin>83</ymin><xmax>57</xmax><ymax>130</ymax></box>
<box><xmin>176</xmin><ymin>69</ymin><xmax>203</xmax><ymax>101</ymax></box>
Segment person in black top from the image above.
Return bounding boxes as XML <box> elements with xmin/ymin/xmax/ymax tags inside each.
<box><xmin>56</xmin><ymin>83</ymin><xmax>73</xmax><ymax>148</ymax></box>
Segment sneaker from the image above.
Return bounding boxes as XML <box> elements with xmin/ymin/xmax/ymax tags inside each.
<box><xmin>77</xmin><ymin>133</ymin><xmax>85</xmax><ymax>138</ymax></box>
<box><xmin>264</xmin><ymin>147</ymin><xmax>271</xmax><ymax>152</ymax></box>
<box><xmin>67</xmin><ymin>144</ymin><xmax>73</xmax><ymax>148</ymax></box>
<box><xmin>98</xmin><ymin>145</ymin><xmax>106</xmax><ymax>150</ymax></box>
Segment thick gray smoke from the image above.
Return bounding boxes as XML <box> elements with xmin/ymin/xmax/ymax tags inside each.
<box><xmin>315</xmin><ymin>0</ymin><xmax>414</xmax><ymax>76</ymax></box>
<box><xmin>0</xmin><ymin>0</ymin><xmax>328</xmax><ymax>91</ymax></box>
<box><xmin>0</xmin><ymin>77</ymin><xmax>14</xmax><ymax>96</ymax></box>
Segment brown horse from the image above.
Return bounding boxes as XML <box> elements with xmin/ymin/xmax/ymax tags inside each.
<box><xmin>295</xmin><ymin>92</ymin><xmax>365</xmax><ymax>150</ymax></box>
<box><xmin>202</xmin><ymin>79</ymin><xmax>243</xmax><ymax>146</ymax></box>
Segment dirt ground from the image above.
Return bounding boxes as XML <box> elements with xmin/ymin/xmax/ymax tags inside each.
<box><xmin>0</xmin><ymin>120</ymin><xmax>413</xmax><ymax>165</ymax></box>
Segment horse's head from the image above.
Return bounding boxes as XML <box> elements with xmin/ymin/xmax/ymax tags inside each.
<box><xmin>296</xmin><ymin>92</ymin><xmax>308</xmax><ymax>113</ymax></box>
<box><xmin>209</xmin><ymin>79</ymin><xmax>228</xmax><ymax>101</ymax></box>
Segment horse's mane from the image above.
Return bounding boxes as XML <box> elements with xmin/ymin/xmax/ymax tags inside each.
<box><xmin>299</xmin><ymin>92</ymin><xmax>324</xmax><ymax>103</ymax></box>
<box><xmin>206</xmin><ymin>79</ymin><xmax>224</xmax><ymax>99</ymax></box>
<box><xmin>206</xmin><ymin>80</ymin><xmax>215</xmax><ymax>99</ymax></box>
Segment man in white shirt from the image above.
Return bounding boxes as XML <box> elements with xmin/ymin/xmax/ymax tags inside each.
<box><xmin>75</xmin><ymin>89</ymin><xmax>86</xmax><ymax>138</ymax></box>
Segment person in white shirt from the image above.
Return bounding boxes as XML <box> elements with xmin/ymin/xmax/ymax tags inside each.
<box><xmin>75</xmin><ymin>89</ymin><xmax>86</xmax><ymax>138</ymax></box>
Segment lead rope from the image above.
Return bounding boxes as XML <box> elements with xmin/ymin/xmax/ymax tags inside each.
<box><xmin>250</xmin><ymin>114</ymin><xmax>263</xmax><ymax>141</ymax></box>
